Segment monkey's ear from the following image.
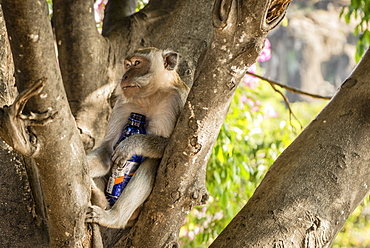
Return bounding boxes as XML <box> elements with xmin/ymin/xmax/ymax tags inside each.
<box><xmin>163</xmin><ymin>51</ymin><xmax>178</xmax><ymax>71</ymax></box>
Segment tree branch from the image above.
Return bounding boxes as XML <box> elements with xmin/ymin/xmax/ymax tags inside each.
<box><xmin>124</xmin><ymin>0</ymin><xmax>290</xmax><ymax>246</ymax></box>
<box><xmin>245</xmin><ymin>71</ymin><xmax>333</xmax><ymax>100</ymax></box>
<box><xmin>211</xmin><ymin>48</ymin><xmax>370</xmax><ymax>247</ymax></box>
<box><xmin>53</xmin><ymin>0</ymin><xmax>112</xmax><ymax>150</ymax></box>
<box><xmin>269</xmin><ymin>81</ymin><xmax>303</xmax><ymax>132</ymax></box>
<box><xmin>0</xmin><ymin>78</ymin><xmax>58</xmax><ymax>157</ymax></box>
<box><xmin>102</xmin><ymin>0</ymin><xmax>138</xmax><ymax>35</ymax></box>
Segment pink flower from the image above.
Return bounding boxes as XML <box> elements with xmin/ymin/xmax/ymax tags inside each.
<box><xmin>188</xmin><ymin>231</ymin><xmax>195</xmax><ymax>240</ymax></box>
<box><xmin>239</xmin><ymin>94</ymin><xmax>248</xmax><ymax>109</ymax></box>
<box><xmin>94</xmin><ymin>0</ymin><xmax>108</xmax><ymax>22</ymax></box>
<box><xmin>251</xmin><ymin>99</ymin><xmax>260</xmax><ymax>112</ymax></box>
<box><xmin>258</xmin><ymin>38</ymin><xmax>271</xmax><ymax>62</ymax></box>
<box><xmin>181</xmin><ymin>228</ymin><xmax>189</xmax><ymax>237</ymax></box>
<box><xmin>243</xmin><ymin>64</ymin><xmax>259</xmax><ymax>89</ymax></box>
<box><xmin>239</xmin><ymin>95</ymin><xmax>260</xmax><ymax>111</ymax></box>
<box><xmin>239</xmin><ymin>94</ymin><xmax>248</xmax><ymax>103</ymax></box>
<box><xmin>264</xmin><ymin>105</ymin><xmax>279</xmax><ymax>118</ymax></box>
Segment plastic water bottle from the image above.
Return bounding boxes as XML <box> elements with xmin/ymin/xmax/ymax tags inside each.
<box><xmin>105</xmin><ymin>112</ymin><xmax>146</xmax><ymax>206</ymax></box>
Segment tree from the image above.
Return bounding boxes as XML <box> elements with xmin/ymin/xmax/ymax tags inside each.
<box><xmin>0</xmin><ymin>0</ymin><xmax>368</xmax><ymax>247</ymax></box>
<box><xmin>210</xmin><ymin>48</ymin><xmax>370</xmax><ymax>246</ymax></box>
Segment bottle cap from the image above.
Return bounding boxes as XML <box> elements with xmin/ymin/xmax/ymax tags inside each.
<box><xmin>129</xmin><ymin>112</ymin><xmax>146</xmax><ymax>123</ymax></box>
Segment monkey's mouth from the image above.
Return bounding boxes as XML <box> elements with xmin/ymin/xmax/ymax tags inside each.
<box><xmin>121</xmin><ymin>83</ymin><xmax>140</xmax><ymax>96</ymax></box>
<box><xmin>123</xmin><ymin>86</ymin><xmax>137</xmax><ymax>90</ymax></box>
<box><xmin>121</xmin><ymin>83</ymin><xmax>139</xmax><ymax>90</ymax></box>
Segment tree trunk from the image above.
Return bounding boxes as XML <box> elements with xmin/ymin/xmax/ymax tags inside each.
<box><xmin>0</xmin><ymin>7</ymin><xmax>49</xmax><ymax>246</ymax></box>
<box><xmin>53</xmin><ymin>0</ymin><xmax>111</xmax><ymax>152</ymax></box>
<box><xmin>121</xmin><ymin>0</ymin><xmax>290</xmax><ymax>246</ymax></box>
<box><xmin>211</xmin><ymin>48</ymin><xmax>370</xmax><ymax>247</ymax></box>
<box><xmin>1</xmin><ymin>0</ymin><xmax>90</xmax><ymax>246</ymax></box>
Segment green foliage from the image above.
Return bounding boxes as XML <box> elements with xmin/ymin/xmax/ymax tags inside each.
<box><xmin>341</xmin><ymin>0</ymin><xmax>370</xmax><ymax>61</ymax></box>
<box><xmin>46</xmin><ymin>0</ymin><xmax>52</xmax><ymax>17</ymax></box>
<box><xmin>179</xmin><ymin>73</ymin><xmax>370</xmax><ymax>247</ymax></box>
<box><xmin>179</xmin><ymin>73</ymin><xmax>328</xmax><ymax>247</ymax></box>
<box><xmin>136</xmin><ymin>0</ymin><xmax>149</xmax><ymax>12</ymax></box>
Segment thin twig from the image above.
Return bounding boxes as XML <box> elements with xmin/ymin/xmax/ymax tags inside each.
<box><xmin>269</xmin><ymin>83</ymin><xmax>303</xmax><ymax>133</ymax></box>
<box><xmin>245</xmin><ymin>71</ymin><xmax>332</xmax><ymax>100</ymax></box>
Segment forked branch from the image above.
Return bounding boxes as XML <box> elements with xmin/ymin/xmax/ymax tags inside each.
<box><xmin>0</xmin><ymin>77</ymin><xmax>58</xmax><ymax>157</ymax></box>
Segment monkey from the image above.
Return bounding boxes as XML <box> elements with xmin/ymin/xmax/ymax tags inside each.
<box><xmin>85</xmin><ymin>47</ymin><xmax>189</xmax><ymax>229</ymax></box>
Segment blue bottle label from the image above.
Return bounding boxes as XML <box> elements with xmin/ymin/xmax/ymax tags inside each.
<box><xmin>106</xmin><ymin>113</ymin><xmax>146</xmax><ymax>206</ymax></box>
<box><xmin>106</xmin><ymin>175</ymin><xmax>124</xmax><ymax>196</ymax></box>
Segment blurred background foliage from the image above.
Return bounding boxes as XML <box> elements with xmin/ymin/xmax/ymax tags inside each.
<box><xmin>341</xmin><ymin>0</ymin><xmax>370</xmax><ymax>61</ymax></box>
<box><xmin>179</xmin><ymin>55</ymin><xmax>370</xmax><ymax>247</ymax></box>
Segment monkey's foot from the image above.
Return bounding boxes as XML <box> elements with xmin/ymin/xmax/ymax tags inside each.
<box><xmin>86</xmin><ymin>206</ymin><xmax>108</xmax><ymax>225</ymax></box>
<box><xmin>86</xmin><ymin>206</ymin><xmax>125</xmax><ymax>229</ymax></box>
<box><xmin>86</xmin><ymin>205</ymin><xmax>133</xmax><ymax>229</ymax></box>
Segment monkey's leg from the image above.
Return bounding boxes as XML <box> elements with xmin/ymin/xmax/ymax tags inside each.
<box><xmin>86</xmin><ymin>159</ymin><xmax>159</xmax><ymax>229</ymax></box>
<box><xmin>87</xmin><ymin>142</ymin><xmax>112</xmax><ymax>178</ymax></box>
<box><xmin>90</xmin><ymin>177</ymin><xmax>110</xmax><ymax>210</ymax></box>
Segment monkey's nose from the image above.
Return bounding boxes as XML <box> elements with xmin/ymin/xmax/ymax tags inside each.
<box><xmin>123</xmin><ymin>75</ymin><xmax>128</xmax><ymax>80</ymax></box>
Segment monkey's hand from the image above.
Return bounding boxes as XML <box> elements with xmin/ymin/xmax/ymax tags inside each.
<box><xmin>111</xmin><ymin>134</ymin><xmax>168</xmax><ymax>168</ymax></box>
<box><xmin>111</xmin><ymin>139</ymin><xmax>134</xmax><ymax>168</ymax></box>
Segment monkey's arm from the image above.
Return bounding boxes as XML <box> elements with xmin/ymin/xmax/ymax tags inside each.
<box><xmin>111</xmin><ymin>134</ymin><xmax>168</xmax><ymax>167</ymax></box>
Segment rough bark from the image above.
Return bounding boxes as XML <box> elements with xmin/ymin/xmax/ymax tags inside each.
<box><xmin>210</xmin><ymin>48</ymin><xmax>370</xmax><ymax>247</ymax></box>
<box><xmin>154</xmin><ymin>0</ymin><xmax>214</xmax><ymax>87</ymax></box>
<box><xmin>121</xmin><ymin>0</ymin><xmax>290</xmax><ymax>246</ymax></box>
<box><xmin>0</xmin><ymin>7</ymin><xmax>15</xmax><ymax>106</ymax></box>
<box><xmin>102</xmin><ymin>0</ymin><xmax>138</xmax><ymax>34</ymax></box>
<box><xmin>0</xmin><ymin>141</ymin><xmax>49</xmax><ymax>247</ymax></box>
<box><xmin>0</xmin><ymin>7</ymin><xmax>48</xmax><ymax>247</ymax></box>
<box><xmin>53</xmin><ymin>0</ymin><xmax>111</xmax><ymax>152</ymax></box>
<box><xmin>1</xmin><ymin>0</ymin><xmax>90</xmax><ymax>246</ymax></box>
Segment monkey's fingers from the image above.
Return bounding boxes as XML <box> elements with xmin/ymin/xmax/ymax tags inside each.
<box><xmin>113</xmin><ymin>159</ymin><xmax>127</xmax><ymax>170</ymax></box>
<box><xmin>111</xmin><ymin>151</ymin><xmax>119</xmax><ymax>163</ymax></box>
<box><xmin>86</xmin><ymin>206</ymin><xmax>104</xmax><ymax>224</ymax></box>
<box><xmin>86</xmin><ymin>205</ymin><xmax>122</xmax><ymax>228</ymax></box>
<box><xmin>111</xmin><ymin>152</ymin><xmax>128</xmax><ymax>168</ymax></box>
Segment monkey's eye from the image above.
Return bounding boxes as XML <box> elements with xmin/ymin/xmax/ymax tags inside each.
<box><xmin>134</xmin><ymin>60</ymin><xmax>141</xmax><ymax>66</ymax></box>
<box><xmin>125</xmin><ymin>63</ymin><xmax>131</xmax><ymax>68</ymax></box>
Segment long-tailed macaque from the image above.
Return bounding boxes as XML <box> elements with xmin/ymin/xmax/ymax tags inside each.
<box><xmin>85</xmin><ymin>47</ymin><xmax>189</xmax><ymax>229</ymax></box>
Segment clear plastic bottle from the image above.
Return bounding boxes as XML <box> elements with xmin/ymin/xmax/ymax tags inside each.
<box><xmin>105</xmin><ymin>112</ymin><xmax>146</xmax><ymax>206</ymax></box>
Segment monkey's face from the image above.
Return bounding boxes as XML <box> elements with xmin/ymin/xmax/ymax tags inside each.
<box><xmin>120</xmin><ymin>55</ymin><xmax>152</xmax><ymax>98</ymax></box>
<box><xmin>119</xmin><ymin>49</ymin><xmax>179</xmax><ymax>99</ymax></box>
